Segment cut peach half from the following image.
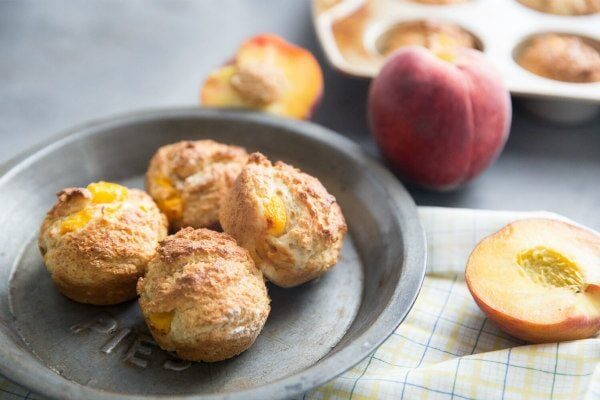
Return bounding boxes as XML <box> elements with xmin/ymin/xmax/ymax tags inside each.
<box><xmin>466</xmin><ymin>218</ymin><xmax>600</xmax><ymax>343</ymax></box>
<box><xmin>200</xmin><ymin>34</ymin><xmax>323</xmax><ymax>119</ymax></box>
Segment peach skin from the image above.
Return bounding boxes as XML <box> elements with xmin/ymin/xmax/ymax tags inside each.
<box><xmin>200</xmin><ymin>34</ymin><xmax>323</xmax><ymax>119</ymax></box>
<box><xmin>368</xmin><ymin>46</ymin><xmax>511</xmax><ymax>190</ymax></box>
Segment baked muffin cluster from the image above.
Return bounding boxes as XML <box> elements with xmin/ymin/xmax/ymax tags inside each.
<box><xmin>39</xmin><ymin>140</ymin><xmax>346</xmax><ymax>362</ymax></box>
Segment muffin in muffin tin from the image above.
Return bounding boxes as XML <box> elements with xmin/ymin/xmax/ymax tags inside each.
<box><xmin>376</xmin><ymin>20</ymin><xmax>479</xmax><ymax>57</ymax></box>
<box><xmin>517</xmin><ymin>33</ymin><xmax>600</xmax><ymax>83</ymax></box>
<box><xmin>517</xmin><ymin>0</ymin><xmax>600</xmax><ymax>16</ymax></box>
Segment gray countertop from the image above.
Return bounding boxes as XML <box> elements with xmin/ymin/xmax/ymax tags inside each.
<box><xmin>2</xmin><ymin>0</ymin><xmax>599</xmax><ymax>228</ymax></box>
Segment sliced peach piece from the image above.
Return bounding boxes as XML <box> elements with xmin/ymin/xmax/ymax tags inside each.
<box><xmin>466</xmin><ymin>218</ymin><xmax>600</xmax><ymax>343</ymax></box>
<box><xmin>87</xmin><ymin>181</ymin><xmax>128</xmax><ymax>203</ymax></box>
<box><xmin>151</xmin><ymin>174</ymin><xmax>183</xmax><ymax>222</ymax></box>
<box><xmin>60</xmin><ymin>209</ymin><xmax>93</xmax><ymax>235</ymax></box>
<box><xmin>59</xmin><ymin>181</ymin><xmax>129</xmax><ymax>234</ymax></box>
<box><xmin>264</xmin><ymin>194</ymin><xmax>287</xmax><ymax>236</ymax></box>
<box><xmin>200</xmin><ymin>34</ymin><xmax>323</xmax><ymax>119</ymax></box>
<box><xmin>147</xmin><ymin>311</ymin><xmax>174</xmax><ymax>335</ymax></box>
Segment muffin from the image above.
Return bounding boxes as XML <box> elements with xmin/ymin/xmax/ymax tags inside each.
<box><xmin>146</xmin><ymin>140</ymin><xmax>248</xmax><ymax>230</ymax></box>
<box><xmin>378</xmin><ymin>20</ymin><xmax>477</xmax><ymax>57</ymax></box>
<box><xmin>137</xmin><ymin>228</ymin><xmax>270</xmax><ymax>362</ymax></box>
<box><xmin>38</xmin><ymin>181</ymin><xmax>168</xmax><ymax>305</ymax></box>
<box><xmin>517</xmin><ymin>0</ymin><xmax>600</xmax><ymax>15</ymax></box>
<box><xmin>219</xmin><ymin>153</ymin><xmax>347</xmax><ymax>288</ymax></box>
<box><xmin>517</xmin><ymin>34</ymin><xmax>600</xmax><ymax>83</ymax></box>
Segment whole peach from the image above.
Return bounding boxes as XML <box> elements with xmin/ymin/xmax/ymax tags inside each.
<box><xmin>368</xmin><ymin>47</ymin><xmax>511</xmax><ymax>190</ymax></box>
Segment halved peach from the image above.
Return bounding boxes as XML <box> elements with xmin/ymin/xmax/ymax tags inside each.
<box><xmin>200</xmin><ymin>34</ymin><xmax>323</xmax><ymax>119</ymax></box>
<box><xmin>466</xmin><ymin>218</ymin><xmax>600</xmax><ymax>343</ymax></box>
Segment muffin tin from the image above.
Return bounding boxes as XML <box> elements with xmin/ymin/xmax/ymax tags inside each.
<box><xmin>312</xmin><ymin>0</ymin><xmax>600</xmax><ymax>122</ymax></box>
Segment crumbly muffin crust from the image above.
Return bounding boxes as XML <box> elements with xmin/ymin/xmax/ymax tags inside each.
<box><xmin>146</xmin><ymin>140</ymin><xmax>248</xmax><ymax>230</ymax></box>
<box><xmin>219</xmin><ymin>153</ymin><xmax>347</xmax><ymax>288</ymax></box>
<box><xmin>137</xmin><ymin>228</ymin><xmax>270</xmax><ymax>362</ymax></box>
<box><xmin>39</xmin><ymin>184</ymin><xmax>168</xmax><ymax>305</ymax></box>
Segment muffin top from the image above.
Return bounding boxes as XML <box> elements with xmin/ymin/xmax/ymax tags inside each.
<box><xmin>219</xmin><ymin>152</ymin><xmax>347</xmax><ymax>287</ymax></box>
<box><xmin>146</xmin><ymin>140</ymin><xmax>248</xmax><ymax>229</ymax></box>
<box><xmin>518</xmin><ymin>0</ymin><xmax>600</xmax><ymax>15</ymax></box>
<box><xmin>378</xmin><ymin>20</ymin><xmax>477</xmax><ymax>57</ymax></box>
<box><xmin>138</xmin><ymin>227</ymin><xmax>269</xmax><ymax>348</ymax></box>
<box><xmin>518</xmin><ymin>34</ymin><xmax>600</xmax><ymax>83</ymax></box>
<box><xmin>39</xmin><ymin>182</ymin><xmax>168</xmax><ymax>269</ymax></box>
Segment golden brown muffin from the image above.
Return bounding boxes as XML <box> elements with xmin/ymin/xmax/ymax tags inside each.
<box><xmin>219</xmin><ymin>153</ymin><xmax>347</xmax><ymax>288</ymax></box>
<box><xmin>146</xmin><ymin>140</ymin><xmax>248</xmax><ymax>231</ymax></box>
<box><xmin>517</xmin><ymin>34</ymin><xmax>600</xmax><ymax>83</ymax></box>
<box><xmin>38</xmin><ymin>181</ymin><xmax>168</xmax><ymax>305</ymax></box>
<box><xmin>137</xmin><ymin>228</ymin><xmax>270</xmax><ymax>362</ymax></box>
<box><xmin>517</xmin><ymin>0</ymin><xmax>600</xmax><ymax>15</ymax></box>
<box><xmin>378</xmin><ymin>20</ymin><xmax>477</xmax><ymax>57</ymax></box>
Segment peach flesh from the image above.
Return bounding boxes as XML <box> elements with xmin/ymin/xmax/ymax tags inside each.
<box><xmin>466</xmin><ymin>219</ymin><xmax>600</xmax><ymax>343</ymax></box>
<box><xmin>368</xmin><ymin>46</ymin><xmax>511</xmax><ymax>190</ymax></box>
<box><xmin>200</xmin><ymin>34</ymin><xmax>323</xmax><ymax>120</ymax></box>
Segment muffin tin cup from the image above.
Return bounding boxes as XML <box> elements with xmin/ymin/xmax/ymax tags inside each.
<box><xmin>313</xmin><ymin>0</ymin><xmax>600</xmax><ymax>123</ymax></box>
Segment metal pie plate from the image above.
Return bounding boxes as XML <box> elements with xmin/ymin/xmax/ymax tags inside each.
<box><xmin>0</xmin><ymin>108</ymin><xmax>426</xmax><ymax>400</ymax></box>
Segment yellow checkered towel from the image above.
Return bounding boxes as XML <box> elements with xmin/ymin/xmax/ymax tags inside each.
<box><xmin>307</xmin><ymin>207</ymin><xmax>600</xmax><ymax>400</ymax></box>
<box><xmin>1</xmin><ymin>207</ymin><xmax>598</xmax><ymax>400</ymax></box>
